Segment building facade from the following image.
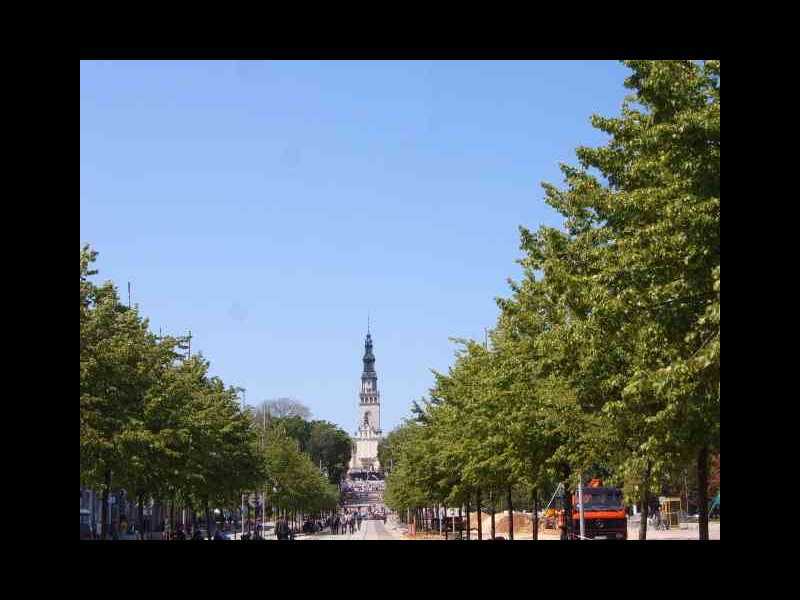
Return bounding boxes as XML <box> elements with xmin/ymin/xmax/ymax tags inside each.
<box><xmin>348</xmin><ymin>330</ymin><xmax>382</xmax><ymax>472</ymax></box>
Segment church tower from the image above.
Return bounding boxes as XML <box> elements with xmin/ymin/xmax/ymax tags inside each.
<box><xmin>349</xmin><ymin>327</ymin><xmax>382</xmax><ymax>472</ymax></box>
<box><xmin>358</xmin><ymin>331</ymin><xmax>381</xmax><ymax>436</ymax></box>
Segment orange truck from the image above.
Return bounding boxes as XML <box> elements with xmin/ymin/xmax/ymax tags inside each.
<box><xmin>567</xmin><ymin>478</ymin><xmax>628</xmax><ymax>540</ymax></box>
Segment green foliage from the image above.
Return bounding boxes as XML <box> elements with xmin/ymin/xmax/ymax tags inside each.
<box><xmin>262</xmin><ymin>427</ymin><xmax>339</xmax><ymax>514</ymax></box>
<box><xmin>81</xmin><ymin>247</ymin><xmax>341</xmax><ymax>519</ymax></box>
<box><xmin>308</xmin><ymin>420</ymin><xmax>352</xmax><ymax>484</ymax></box>
<box><xmin>81</xmin><ymin>247</ymin><xmax>267</xmax><ymax>518</ymax></box>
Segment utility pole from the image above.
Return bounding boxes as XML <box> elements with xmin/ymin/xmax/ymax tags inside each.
<box><xmin>187</xmin><ymin>330</ymin><xmax>192</xmax><ymax>359</ymax></box>
<box><xmin>127</xmin><ymin>281</ymin><xmax>131</xmax><ymax>308</ymax></box>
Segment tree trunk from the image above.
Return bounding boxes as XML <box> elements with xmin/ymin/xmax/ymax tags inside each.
<box><xmin>465</xmin><ymin>498</ymin><xmax>470</xmax><ymax>540</ymax></box>
<box><xmin>137</xmin><ymin>493</ymin><xmax>145</xmax><ymax>540</ymax></box>
<box><xmin>490</xmin><ymin>490</ymin><xmax>495</xmax><ymax>539</ymax></box>
<box><xmin>507</xmin><ymin>485</ymin><xmax>514</xmax><ymax>540</ymax></box>
<box><xmin>101</xmin><ymin>469</ymin><xmax>111</xmax><ymax>540</ymax></box>
<box><xmin>532</xmin><ymin>490</ymin><xmax>539</xmax><ymax>541</ymax></box>
<box><xmin>205</xmin><ymin>498</ymin><xmax>212</xmax><ymax>540</ymax></box>
<box><xmin>638</xmin><ymin>463</ymin><xmax>651</xmax><ymax>540</ymax></box>
<box><xmin>561</xmin><ymin>472</ymin><xmax>573</xmax><ymax>540</ymax></box>
<box><xmin>476</xmin><ymin>488</ymin><xmax>483</xmax><ymax>540</ymax></box>
<box><xmin>169</xmin><ymin>497</ymin><xmax>175</xmax><ymax>541</ymax></box>
<box><xmin>458</xmin><ymin>505</ymin><xmax>463</xmax><ymax>540</ymax></box>
<box><xmin>698</xmin><ymin>445</ymin><xmax>710</xmax><ymax>541</ymax></box>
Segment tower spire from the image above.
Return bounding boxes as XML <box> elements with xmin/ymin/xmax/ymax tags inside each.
<box><xmin>367</xmin><ymin>310</ymin><xmax>370</xmax><ymax>335</ymax></box>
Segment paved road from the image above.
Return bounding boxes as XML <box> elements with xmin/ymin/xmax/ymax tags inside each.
<box><xmin>298</xmin><ymin>518</ymin><xmax>404</xmax><ymax>540</ymax></box>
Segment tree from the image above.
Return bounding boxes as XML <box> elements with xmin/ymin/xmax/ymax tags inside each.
<box><xmin>81</xmin><ymin>246</ymin><xmax>267</xmax><ymax>539</ymax></box>
<box><xmin>381</xmin><ymin>61</ymin><xmax>720</xmax><ymax>543</ymax></box>
<box><xmin>540</xmin><ymin>60</ymin><xmax>720</xmax><ymax>538</ymax></box>
<box><xmin>260</xmin><ymin>398</ymin><xmax>311</xmax><ymax>420</ymax></box>
<box><xmin>308</xmin><ymin>420</ymin><xmax>352</xmax><ymax>484</ymax></box>
<box><xmin>81</xmin><ymin>247</ymin><xmax>168</xmax><ymax>538</ymax></box>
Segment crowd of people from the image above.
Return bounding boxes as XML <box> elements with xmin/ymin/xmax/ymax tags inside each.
<box><xmin>341</xmin><ymin>480</ymin><xmax>385</xmax><ymax>495</ymax></box>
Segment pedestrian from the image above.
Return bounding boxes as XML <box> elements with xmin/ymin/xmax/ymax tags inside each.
<box><xmin>192</xmin><ymin>528</ymin><xmax>204</xmax><ymax>540</ymax></box>
<box><xmin>213</xmin><ymin>528</ymin><xmax>226</xmax><ymax>541</ymax></box>
<box><xmin>175</xmin><ymin>524</ymin><xmax>186</xmax><ymax>540</ymax></box>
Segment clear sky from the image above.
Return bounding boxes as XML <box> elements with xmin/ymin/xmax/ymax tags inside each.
<box><xmin>80</xmin><ymin>60</ymin><xmax>630</xmax><ymax>435</ymax></box>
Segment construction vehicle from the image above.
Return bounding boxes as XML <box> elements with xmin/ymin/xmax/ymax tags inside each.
<box><xmin>559</xmin><ymin>478</ymin><xmax>628</xmax><ymax>540</ymax></box>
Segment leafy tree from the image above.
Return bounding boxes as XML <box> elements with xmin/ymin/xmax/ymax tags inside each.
<box><xmin>382</xmin><ymin>60</ymin><xmax>720</xmax><ymax>543</ymax></box>
<box><xmin>81</xmin><ymin>246</ymin><xmax>266</xmax><ymax>538</ymax></box>
<box><xmin>80</xmin><ymin>248</ymin><xmax>167</xmax><ymax>538</ymax></box>
<box><xmin>308</xmin><ymin>420</ymin><xmax>352</xmax><ymax>484</ymax></box>
<box><xmin>260</xmin><ymin>398</ymin><xmax>311</xmax><ymax>420</ymax></box>
<box><xmin>535</xmin><ymin>60</ymin><xmax>720</xmax><ymax>538</ymax></box>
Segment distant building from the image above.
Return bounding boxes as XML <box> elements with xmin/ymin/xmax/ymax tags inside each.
<box><xmin>348</xmin><ymin>329</ymin><xmax>382</xmax><ymax>473</ymax></box>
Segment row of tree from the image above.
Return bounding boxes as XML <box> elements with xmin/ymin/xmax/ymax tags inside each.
<box><xmin>382</xmin><ymin>60</ymin><xmax>720</xmax><ymax>540</ymax></box>
<box><xmin>80</xmin><ymin>248</ymin><xmax>344</xmax><ymax>538</ymax></box>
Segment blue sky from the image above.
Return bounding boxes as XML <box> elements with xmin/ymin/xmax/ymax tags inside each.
<box><xmin>80</xmin><ymin>60</ymin><xmax>630</xmax><ymax>434</ymax></box>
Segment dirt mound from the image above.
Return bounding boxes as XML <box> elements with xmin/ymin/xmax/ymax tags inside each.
<box><xmin>492</xmin><ymin>512</ymin><xmax>534</xmax><ymax>535</ymax></box>
<box><xmin>463</xmin><ymin>511</ymin><xmax>534</xmax><ymax>536</ymax></box>
<box><xmin>464</xmin><ymin>512</ymin><xmax>494</xmax><ymax>532</ymax></box>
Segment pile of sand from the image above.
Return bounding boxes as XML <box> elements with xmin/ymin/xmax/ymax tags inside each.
<box><xmin>493</xmin><ymin>512</ymin><xmax>534</xmax><ymax>535</ymax></box>
<box><xmin>462</xmin><ymin>511</ymin><xmax>536</xmax><ymax>536</ymax></box>
<box><xmin>463</xmin><ymin>512</ymin><xmax>493</xmax><ymax>528</ymax></box>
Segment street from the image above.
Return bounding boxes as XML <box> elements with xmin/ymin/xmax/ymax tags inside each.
<box><xmin>297</xmin><ymin>517</ymin><xmax>403</xmax><ymax>541</ymax></box>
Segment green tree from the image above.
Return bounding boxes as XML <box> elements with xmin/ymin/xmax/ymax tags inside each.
<box><xmin>536</xmin><ymin>60</ymin><xmax>720</xmax><ymax>538</ymax></box>
<box><xmin>308</xmin><ymin>420</ymin><xmax>352</xmax><ymax>484</ymax></box>
<box><xmin>80</xmin><ymin>247</ymin><xmax>168</xmax><ymax>538</ymax></box>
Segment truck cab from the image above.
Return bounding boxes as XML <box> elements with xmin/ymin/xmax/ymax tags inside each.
<box><xmin>572</xmin><ymin>479</ymin><xmax>627</xmax><ymax>540</ymax></box>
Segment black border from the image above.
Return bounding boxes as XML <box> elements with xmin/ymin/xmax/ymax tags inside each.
<box><xmin>80</xmin><ymin>48</ymin><xmax>719</xmax><ymax>60</ymax></box>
